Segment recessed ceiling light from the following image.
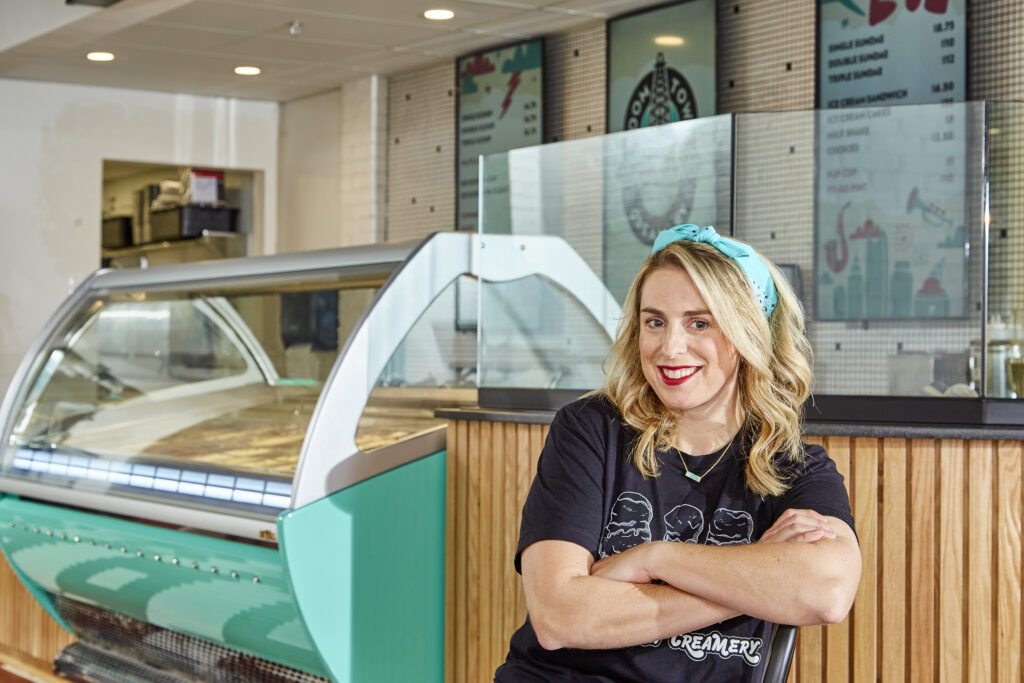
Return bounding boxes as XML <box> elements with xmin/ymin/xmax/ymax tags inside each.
<box><xmin>654</xmin><ymin>36</ymin><xmax>684</xmax><ymax>47</ymax></box>
<box><xmin>234</xmin><ymin>66</ymin><xmax>261</xmax><ymax>76</ymax></box>
<box><xmin>86</xmin><ymin>51</ymin><xmax>115</xmax><ymax>62</ymax></box>
<box><xmin>424</xmin><ymin>8</ymin><xmax>454</xmax><ymax>20</ymax></box>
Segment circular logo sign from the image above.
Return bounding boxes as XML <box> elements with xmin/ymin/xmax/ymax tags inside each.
<box><xmin>620</xmin><ymin>54</ymin><xmax>701</xmax><ymax>245</ymax></box>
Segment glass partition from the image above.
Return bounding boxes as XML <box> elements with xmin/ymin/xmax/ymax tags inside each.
<box><xmin>477</xmin><ymin>101</ymin><xmax>1024</xmax><ymax>422</ymax></box>
<box><xmin>479</xmin><ymin>114</ymin><xmax>733</xmax><ymax>391</ymax></box>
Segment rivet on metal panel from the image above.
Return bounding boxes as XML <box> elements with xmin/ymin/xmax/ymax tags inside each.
<box><xmin>230</xmin><ymin>570</ymin><xmax>239</xmax><ymax>579</ymax></box>
<box><xmin>73</xmin><ymin>536</ymin><xmax>80</xmax><ymax>543</ymax></box>
<box><xmin>191</xmin><ymin>562</ymin><xmax>199</xmax><ymax>570</ymax></box>
<box><xmin>172</xmin><ymin>557</ymin><xmax>179</xmax><ymax>565</ymax></box>
<box><xmin>252</xmin><ymin>576</ymin><xmax>261</xmax><ymax>584</ymax></box>
<box><xmin>45</xmin><ymin>529</ymin><xmax>53</xmax><ymax>536</ymax></box>
<box><xmin>136</xmin><ymin>550</ymin><xmax>143</xmax><ymax>557</ymax></box>
<box><xmin>154</xmin><ymin>555</ymin><xmax>161</xmax><ymax>562</ymax></box>
<box><xmin>210</xmin><ymin>566</ymin><xmax>218</xmax><ymax>574</ymax></box>
<box><xmin>120</xmin><ymin>547</ymin><xmax>127</xmax><ymax>553</ymax></box>
<box><xmin>32</xmin><ymin>527</ymin><xmax>39</xmax><ymax>533</ymax></box>
<box><xmin>60</xmin><ymin>532</ymin><xmax>67</xmax><ymax>539</ymax></box>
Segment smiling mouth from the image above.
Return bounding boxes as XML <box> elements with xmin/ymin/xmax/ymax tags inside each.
<box><xmin>659</xmin><ymin>366</ymin><xmax>698</xmax><ymax>382</ymax></box>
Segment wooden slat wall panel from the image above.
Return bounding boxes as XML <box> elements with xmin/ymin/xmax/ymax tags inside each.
<box><xmin>444</xmin><ymin>422</ymin><xmax>1024</xmax><ymax>683</ymax></box>
<box><xmin>851</xmin><ymin>438</ymin><xmax>878</xmax><ymax>683</ymax></box>
<box><xmin>967</xmin><ymin>440</ymin><xmax>994</xmax><ymax>683</ymax></box>
<box><xmin>0</xmin><ymin>553</ymin><xmax>73</xmax><ymax>666</ymax></box>
<box><xmin>880</xmin><ymin>438</ymin><xmax>907</xmax><ymax>683</ymax></box>
<box><xmin>909</xmin><ymin>439</ymin><xmax>937</xmax><ymax>683</ymax></box>
<box><xmin>938</xmin><ymin>440</ymin><xmax>965</xmax><ymax>683</ymax></box>
<box><xmin>996</xmin><ymin>441</ymin><xmax>1022</xmax><ymax>683</ymax></box>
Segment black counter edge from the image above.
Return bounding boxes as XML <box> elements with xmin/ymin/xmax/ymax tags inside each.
<box><xmin>434</xmin><ymin>391</ymin><xmax>1024</xmax><ymax>440</ymax></box>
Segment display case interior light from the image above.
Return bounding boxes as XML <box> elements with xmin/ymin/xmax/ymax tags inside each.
<box><xmin>654</xmin><ymin>35</ymin><xmax>684</xmax><ymax>46</ymax></box>
<box><xmin>424</xmin><ymin>8</ymin><xmax>455</xmax><ymax>20</ymax></box>
<box><xmin>234</xmin><ymin>65</ymin><xmax>261</xmax><ymax>75</ymax></box>
<box><xmin>86</xmin><ymin>51</ymin><xmax>115</xmax><ymax>62</ymax></box>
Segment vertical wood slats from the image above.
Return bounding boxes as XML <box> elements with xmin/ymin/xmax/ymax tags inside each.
<box><xmin>444</xmin><ymin>422</ymin><xmax>1024</xmax><ymax>682</ymax></box>
<box><xmin>0</xmin><ymin>551</ymin><xmax>74</xmax><ymax>667</ymax></box>
<box><xmin>445</xmin><ymin>420</ymin><xmax>547</xmax><ymax>683</ymax></box>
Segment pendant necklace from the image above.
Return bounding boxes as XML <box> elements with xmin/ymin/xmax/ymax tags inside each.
<box><xmin>680</xmin><ymin>432</ymin><xmax>736</xmax><ymax>483</ymax></box>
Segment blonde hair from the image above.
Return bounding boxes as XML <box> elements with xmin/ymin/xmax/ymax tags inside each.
<box><xmin>599</xmin><ymin>239</ymin><xmax>813</xmax><ymax>497</ymax></box>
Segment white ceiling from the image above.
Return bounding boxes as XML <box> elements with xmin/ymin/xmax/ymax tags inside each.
<box><xmin>0</xmin><ymin>0</ymin><xmax>665</xmax><ymax>102</ymax></box>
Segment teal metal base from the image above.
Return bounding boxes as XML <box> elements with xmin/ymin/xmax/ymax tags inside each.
<box><xmin>279</xmin><ymin>450</ymin><xmax>446</xmax><ymax>683</ymax></box>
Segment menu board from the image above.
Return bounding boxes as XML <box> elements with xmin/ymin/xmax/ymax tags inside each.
<box><xmin>456</xmin><ymin>40</ymin><xmax>543</xmax><ymax>233</ymax></box>
<box><xmin>819</xmin><ymin>0</ymin><xmax>966</xmax><ymax>108</ymax></box>
<box><xmin>815</xmin><ymin>0</ymin><xmax>967</xmax><ymax>321</ymax></box>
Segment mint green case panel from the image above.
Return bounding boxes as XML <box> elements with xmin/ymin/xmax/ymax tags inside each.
<box><xmin>0</xmin><ymin>494</ymin><xmax>70</xmax><ymax>631</ymax></box>
<box><xmin>279</xmin><ymin>450</ymin><xmax>446</xmax><ymax>683</ymax></box>
<box><xmin>0</xmin><ymin>496</ymin><xmax>328</xmax><ymax>677</ymax></box>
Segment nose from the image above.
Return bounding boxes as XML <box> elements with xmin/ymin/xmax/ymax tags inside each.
<box><xmin>663</xmin><ymin>323</ymin><xmax>688</xmax><ymax>358</ymax></box>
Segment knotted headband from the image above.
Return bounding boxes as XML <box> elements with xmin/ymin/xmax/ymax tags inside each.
<box><xmin>651</xmin><ymin>224</ymin><xmax>778</xmax><ymax>318</ymax></box>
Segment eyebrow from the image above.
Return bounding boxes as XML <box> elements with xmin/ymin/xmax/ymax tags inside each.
<box><xmin>640</xmin><ymin>306</ymin><xmax>712</xmax><ymax>317</ymax></box>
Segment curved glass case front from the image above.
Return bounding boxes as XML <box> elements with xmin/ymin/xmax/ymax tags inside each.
<box><xmin>2</xmin><ymin>260</ymin><xmax>477</xmax><ymax>521</ymax></box>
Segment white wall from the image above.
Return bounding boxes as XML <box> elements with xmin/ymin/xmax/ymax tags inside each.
<box><xmin>0</xmin><ymin>77</ymin><xmax>278</xmax><ymax>390</ymax></box>
<box><xmin>277</xmin><ymin>88</ymin><xmax>342</xmax><ymax>253</ymax></box>
<box><xmin>277</xmin><ymin>75</ymin><xmax>385</xmax><ymax>252</ymax></box>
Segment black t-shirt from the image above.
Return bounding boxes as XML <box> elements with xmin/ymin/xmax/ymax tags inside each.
<box><xmin>495</xmin><ymin>396</ymin><xmax>856</xmax><ymax>683</ymax></box>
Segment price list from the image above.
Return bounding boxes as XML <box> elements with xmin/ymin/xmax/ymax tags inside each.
<box><xmin>456</xmin><ymin>41</ymin><xmax>543</xmax><ymax>232</ymax></box>
<box><xmin>819</xmin><ymin>1</ymin><xmax>965</xmax><ymax>108</ymax></box>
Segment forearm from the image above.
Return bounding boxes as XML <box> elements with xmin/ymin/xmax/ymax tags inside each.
<box><xmin>526</xmin><ymin>573</ymin><xmax>739</xmax><ymax>650</ymax></box>
<box><xmin>645</xmin><ymin>537</ymin><xmax>860</xmax><ymax>625</ymax></box>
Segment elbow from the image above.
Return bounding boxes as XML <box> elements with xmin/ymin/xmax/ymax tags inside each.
<box><xmin>534</xmin><ymin>626</ymin><xmax>565</xmax><ymax>651</ymax></box>
<box><xmin>807</xmin><ymin>577</ymin><xmax>858</xmax><ymax>626</ymax></box>
<box><xmin>529</xmin><ymin>612</ymin><xmax>570</xmax><ymax>651</ymax></box>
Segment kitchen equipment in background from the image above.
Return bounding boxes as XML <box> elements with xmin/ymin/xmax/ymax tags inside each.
<box><xmin>888</xmin><ymin>351</ymin><xmax>934</xmax><ymax>396</ymax></box>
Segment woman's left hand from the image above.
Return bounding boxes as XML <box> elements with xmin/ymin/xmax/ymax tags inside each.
<box><xmin>590</xmin><ymin>542</ymin><xmax>660</xmax><ymax>584</ymax></box>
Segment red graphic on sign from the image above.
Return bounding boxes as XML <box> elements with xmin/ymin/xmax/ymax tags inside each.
<box><xmin>868</xmin><ymin>0</ymin><xmax>949</xmax><ymax>25</ymax></box>
<box><xmin>500</xmin><ymin>71</ymin><xmax>521</xmax><ymax>119</ymax></box>
<box><xmin>461</xmin><ymin>55</ymin><xmax>495</xmax><ymax>78</ymax></box>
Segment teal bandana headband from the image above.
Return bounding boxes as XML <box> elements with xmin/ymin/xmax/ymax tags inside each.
<box><xmin>651</xmin><ymin>224</ymin><xmax>778</xmax><ymax>318</ymax></box>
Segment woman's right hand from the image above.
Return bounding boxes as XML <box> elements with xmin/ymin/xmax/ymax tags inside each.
<box><xmin>758</xmin><ymin>508</ymin><xmax>836</xmax><ymax>544</ymax></box>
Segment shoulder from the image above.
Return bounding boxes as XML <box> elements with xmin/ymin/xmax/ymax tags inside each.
<box><xmin>553</xmin><ymin>393</ymin><xmax>624</xmax><ymax>430</ymax></box>
<box><xmin>544</xmin><ymin>394</ymin><xmax>633</xmax><ymax>459</ymax></box>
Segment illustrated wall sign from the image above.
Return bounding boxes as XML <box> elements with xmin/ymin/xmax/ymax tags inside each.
<box><xmin>456</xmin><ymin>39</ymin><xmax>543</xmax><ymax>232</ymax></box>
<box><xmin>815</xmin><ymin>0</ymin><xmax>967</xmax><ymax>321</ymax></box>
<box><xmin>603</xmin><ymin>0</ymin><xmax>720</xmax><ymax>301</ymax></box>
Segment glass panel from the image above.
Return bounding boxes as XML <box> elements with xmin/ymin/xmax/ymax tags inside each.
<box><xmin>478</xmin><ymin>103</ymin><xmax>993</xmax><ymax>401</ymax></box>
<box><xmin>738</xmin><ymin>102</ymin><xmax>984</xmax><ymax>398</ymax></box>
<box><xmin>5</xmin><ymin>278</ymin><xmax>383</xmax><ymax>513</ymax></box>
<box><xmin>355</xmin><ymin>275</ymin><xmax>478</xmax><ymax>452</ymax></box>
<box><xmin>479</xmin><ymin>114</ymin><xmax>733</xmax><ymax>391</ymax></box>
<box><xmin>986</xmin><ymin>100</ymin><xmax>1024</xmax><ymax>400</ymax></box>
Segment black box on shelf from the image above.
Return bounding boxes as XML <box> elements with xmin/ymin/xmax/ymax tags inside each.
<box><xmin>149</xmin><ymin>204</ymin><xmax>239</xmax><ymax>242</ymax></box>
<box><xmin>101</xmin><ymin>216</ymin><xmax>133</xmax><ymax>249</ymax></box>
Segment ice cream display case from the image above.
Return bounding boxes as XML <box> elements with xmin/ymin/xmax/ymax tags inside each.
<box><xmin>0</xmin><ymin>231</ymin><xmax>619</xmax><ymax>682</ymax></box>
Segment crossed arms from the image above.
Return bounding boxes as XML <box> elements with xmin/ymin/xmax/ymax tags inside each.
<box><xmin>521</xmin><ymin>508</ymin><xmax>861</xmax><ymax>651</ymax></box>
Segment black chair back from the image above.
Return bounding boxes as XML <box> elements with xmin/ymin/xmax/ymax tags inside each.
<box><xmin>762</xmin><ymin>623</ymin><xmax>798</xmax><ymax>683</ymax></box>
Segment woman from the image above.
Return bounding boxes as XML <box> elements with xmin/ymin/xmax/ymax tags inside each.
<box><xmin>495</xmin><ymin>225</ymin><xmax>861</xmax><ymax>682</ymax></box>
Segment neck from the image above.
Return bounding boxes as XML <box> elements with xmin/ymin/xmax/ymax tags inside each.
<box><xmin>672</xmin><ymin>404</ymin><xmax>744</xmax><ymax>456</ymax></box>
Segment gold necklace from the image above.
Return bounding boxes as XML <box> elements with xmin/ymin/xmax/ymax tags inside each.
<box><xmin>680</xmin><ymin>432</ymin><xmax>736</xmax><ymax>483</ymax></box>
